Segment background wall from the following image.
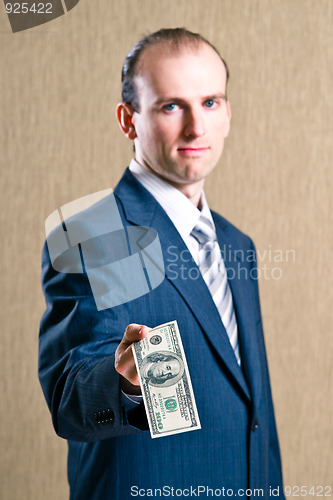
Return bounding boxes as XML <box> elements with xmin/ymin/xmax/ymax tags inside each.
<box><xmin>0</xmin><ymin>0</ymin><xmax>332</xmax><ymax>498</ymax></box>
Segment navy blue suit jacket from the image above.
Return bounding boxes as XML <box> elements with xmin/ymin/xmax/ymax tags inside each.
<box><xmin>39</xmin><ymin>168</ymin><xmax>285</xmax><ymax>499</ymax></box>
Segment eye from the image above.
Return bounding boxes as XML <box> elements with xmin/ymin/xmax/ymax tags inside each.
<box><xmin>204</xmin><ymin>99</ymin><xmax>216</xmax><ymax>108</ymax></box>
<box><xmin>163</xmin><ymin>103</ymin><xmax>179</xmax><ymax>112</ymax></box>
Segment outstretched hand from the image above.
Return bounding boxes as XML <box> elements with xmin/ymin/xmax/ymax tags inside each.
<box><xmin>114</xmin><ymin>323</ymin><xmax>150</xmax><ymax>394</ymax></box>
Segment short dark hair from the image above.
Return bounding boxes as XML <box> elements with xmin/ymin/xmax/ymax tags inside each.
<box><xmin>121</xmin><ymin>27</ymin><xmax>230</xmax><ymax>112</ymax></box>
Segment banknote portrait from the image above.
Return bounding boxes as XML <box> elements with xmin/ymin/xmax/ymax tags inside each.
<box><xmin>140</xmin><ymin>351</ymin><xmax>185</xmax><ymax>387</ymax></box>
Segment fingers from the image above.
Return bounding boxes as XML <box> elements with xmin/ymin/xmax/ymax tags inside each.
<box><xmin>121</xmin><ymin>324</ymin><xmax>149</xmax><ymax>349</ymax></box>
<box><xmin>114</xmin><ymin>324</ymin><xmax>150</xmax><ymax>387</ymax></box>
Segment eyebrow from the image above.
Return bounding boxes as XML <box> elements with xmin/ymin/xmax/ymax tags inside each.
<box><xmin>154</xmin><ymin>93</ymin><xmax>227</xmax><ymax>106</ymax></box>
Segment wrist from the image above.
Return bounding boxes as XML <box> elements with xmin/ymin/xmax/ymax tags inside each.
<box><xmin>120</xmin><ymin>375</ymin><xmax>142</xmax><ymax>395</ymax></box>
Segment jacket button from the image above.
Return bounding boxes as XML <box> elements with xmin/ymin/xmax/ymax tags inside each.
<box><xmin>94</xmin><ymin>409</ymin><xmax>114</xmax><ymax>425</ymax></box>
<box><xmin>106</xmin><ymin>409</ymin><xmax>114</xmax><ymax>422</ymax></box>
<box><xmin>252</xmin><ymin>419</ymin><xmax>259</xmax><ymax>431</ymax></box>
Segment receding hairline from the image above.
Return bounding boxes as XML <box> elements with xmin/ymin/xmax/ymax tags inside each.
<box><xmin>121</xmin><ymin>29</ymin><xmax>230</xmax><ymax>111</ymax></box>
<box><xmin>134</xmin><ymin>38</ymin><xmax>228</xmax><ymax>85</ymax></box>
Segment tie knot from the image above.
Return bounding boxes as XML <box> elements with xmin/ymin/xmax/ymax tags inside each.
<box><xmin>191</xmin><ymin>216</ymin><xmax>217</xmax><ymax>245</ymax></box>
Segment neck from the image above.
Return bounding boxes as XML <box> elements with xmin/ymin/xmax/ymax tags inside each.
<box><xmin>135</xmin><ymin>160</ymin><xmax>204</xmax><ymax>208</ymax></box>
<box><xmin>174</xmin><ymin>181</ymin><xmax>204</xmax><ymax>208</ymax></box>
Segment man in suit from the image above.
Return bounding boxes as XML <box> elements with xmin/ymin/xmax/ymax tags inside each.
<box><xmin>39</xmin><ymin>28</ymin><xmax>285</xmax><ymax>499</ymax></box>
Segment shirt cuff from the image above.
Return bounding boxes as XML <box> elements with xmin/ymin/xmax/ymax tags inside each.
<box><xmin>121</xmin><ymin>391</ymin><xmax>143</xmax><ymax>410</ymax></box>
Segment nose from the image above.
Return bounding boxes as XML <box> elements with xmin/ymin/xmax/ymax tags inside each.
<box><xmin>183</xmin><ymin>107</ymin><xmax>205</xmax><ymax>138</ymax></box>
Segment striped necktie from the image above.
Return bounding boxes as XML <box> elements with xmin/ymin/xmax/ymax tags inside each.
<box><xmin>191</xmin><ymin>216</ymin><xmax>241</xmax><ymax>365</ymax></box>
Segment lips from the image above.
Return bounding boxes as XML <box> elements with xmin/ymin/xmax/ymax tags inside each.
<box><xmin>177</xmin><ymin>147</ymin><xmax>210</xmax><ymax>156</ymax></box>
<box><xmin>178</xmin><ymin>147</ymin><xmax>209</xmax><ymax>151</ymax></box>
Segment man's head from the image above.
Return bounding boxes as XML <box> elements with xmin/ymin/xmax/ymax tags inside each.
<box><xmin>117</xmin><ymin>28</ymin><xmax>231</xmax><ymax>194</ymax></box>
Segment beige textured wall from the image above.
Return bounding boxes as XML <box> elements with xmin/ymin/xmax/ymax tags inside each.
<box><xmin>1</xmin><ymin>1</ymin><xmax>332</xmax><ymax>499</ymax></box>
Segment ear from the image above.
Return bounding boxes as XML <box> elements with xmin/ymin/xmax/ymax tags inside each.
<box><xmin>116</xmin><ymin>103</ymin><xmax>137</xmax><ymax>140</ymax></box>
<box><xmin>223</xmin><ymin>100</ymin><xmax>232</xmax><ymax>138</ymax></box>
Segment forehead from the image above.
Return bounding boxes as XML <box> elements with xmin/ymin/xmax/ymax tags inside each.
<box><xmin>135</xmin><ymin>42</ymin><xmax>227</xmax><ymax>101</ymax></box>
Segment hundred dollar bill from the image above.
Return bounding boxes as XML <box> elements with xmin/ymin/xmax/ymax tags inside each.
<box><xmin>132</xmin><ymin>320</ymin><xmax>201</xmax><ymax>438</ymax></box>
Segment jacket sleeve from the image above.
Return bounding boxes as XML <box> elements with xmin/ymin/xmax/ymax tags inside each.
<box><xmin>38</xmin><ymin>241</ymin><xmax>148</xmax><ymax>442</ymax></box>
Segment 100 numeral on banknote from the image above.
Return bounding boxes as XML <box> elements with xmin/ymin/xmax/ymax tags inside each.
<box><xmin>132</xmin><ymin>320</ymin><xmax>201</xmax><ymax>438</ymax></box>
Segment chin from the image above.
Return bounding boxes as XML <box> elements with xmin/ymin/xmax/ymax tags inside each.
<box><xmin>183</xmin><ymin>165</ymin><xmax>212</xmax><ymax>182</ymax></box>
<box><xmin>164</xmin><ymin>161</ymin><xmax>212</xmax><ymax>185</ymax></box>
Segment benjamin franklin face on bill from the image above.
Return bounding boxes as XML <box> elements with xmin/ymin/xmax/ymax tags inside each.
<box><xmin>141</xmin><ymin>352</ymin><xmax>184</xmax><ymax>387</ymax></box>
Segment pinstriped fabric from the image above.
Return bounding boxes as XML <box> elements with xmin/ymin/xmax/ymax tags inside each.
<box><xmin>191</xmin><ymin>216</ymin><xmax>241</xmax><ymax>365</ymax></box>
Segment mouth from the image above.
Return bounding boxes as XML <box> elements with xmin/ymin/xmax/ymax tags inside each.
<box><xmin>177</xmin><ymin>147</ymin><xmax>210</xmax><ymax>156</ymax></box>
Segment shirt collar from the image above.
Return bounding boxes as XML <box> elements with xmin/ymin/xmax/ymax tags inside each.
<box><xmin>129</xmin><ymin>159</ymin><xmax>216</xmax><ymax>239</ymax></box>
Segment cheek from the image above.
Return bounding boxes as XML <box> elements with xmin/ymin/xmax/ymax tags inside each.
<box><xmin>211</xmin><ymin>126</ymin><xmax>227</xmax><ymax>153</ymax></box>
<box><xmin>153</xmin><ymin>120</ymin><xmax>180</xmax><ymax>145</ymax></box>
<box><xmin>219</xmin><ymin>116</ymin><xmax>231</xmax><ymax>138</ymax></box>
<box><xmin>210</xmin><ymin>112</ymin><xmax>230</xmax><ymax>137</ymax></box>
<box><xmin>213</xmin><ymin>140</ymin><xmax>225</xmax><ymax>159</ymax></box>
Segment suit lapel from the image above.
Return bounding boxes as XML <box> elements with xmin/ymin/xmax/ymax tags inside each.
<box><xmin>213</xmin><ymin>214</ymin><xmax>263</xmax><ymax>406</ymax></box>
<box><xmin>114</xmin><ymin>170</ymin><xmax>251</xmax><ymax>402</ymax></box>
